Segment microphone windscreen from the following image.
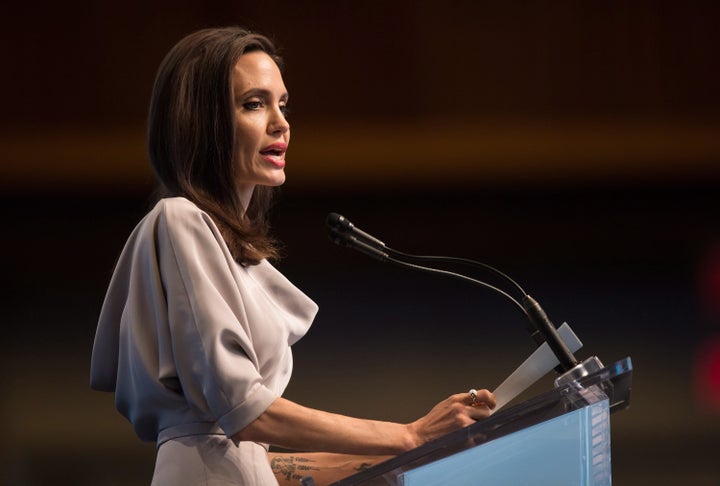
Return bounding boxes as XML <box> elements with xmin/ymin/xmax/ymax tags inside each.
<box><xmin>326</xmin><ymin>212</ymin><xmax>350</xmax><ymax>232</ymax></box>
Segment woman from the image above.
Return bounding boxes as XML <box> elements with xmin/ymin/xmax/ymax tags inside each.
<box><xmin>90</xmin><ymin>27</ymin><xmax>495</xmax><ymax>485</ymax></box>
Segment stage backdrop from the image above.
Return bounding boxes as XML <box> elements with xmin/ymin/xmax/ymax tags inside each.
<box><xmin>2</xmin><ymin>2</ymin><xmax>719</xmax><ymax>485</ymax></box>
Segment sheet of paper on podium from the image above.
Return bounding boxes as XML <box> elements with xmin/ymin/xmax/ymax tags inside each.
<box><xmin>491</xmin><ymin>323</ymin><xmax>583</xmax><ymax>413</ymax></box>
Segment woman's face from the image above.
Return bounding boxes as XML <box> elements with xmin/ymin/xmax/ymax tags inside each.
<box><xmin>231</xmin><ymin>51</ymin><xmax>290</xmax><ymax>204</ymax></box>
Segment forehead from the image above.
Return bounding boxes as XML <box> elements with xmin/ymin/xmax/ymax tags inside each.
<box><xmin>232</xmin><ymin>51</ymin><xmax>286</xmax><ymax>93</ymax></box>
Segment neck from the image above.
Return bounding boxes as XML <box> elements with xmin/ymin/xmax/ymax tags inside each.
<box><xmin>236</xmin><ymin>184</ymin><xmax>255</xmax><ymax>217</ymax></box>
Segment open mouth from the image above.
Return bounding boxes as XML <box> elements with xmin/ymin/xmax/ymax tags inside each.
<box><xmin>260</xmin><ymin>143</ymin><xmax>287</xmax><ymax>167</ymax></box>
<box><xmin>260</xmin><ymin>148</ymin><xmax>285</xmax><ymax>157</ymax></box>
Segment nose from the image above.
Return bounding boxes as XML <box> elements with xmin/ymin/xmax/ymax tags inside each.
<box><xmin>268</xmin><ymin>107</ymin><xmax>289</xmax><ymax>135</ymax></box>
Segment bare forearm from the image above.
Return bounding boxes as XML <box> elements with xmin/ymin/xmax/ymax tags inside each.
<box><xmin>268</xmin><ymin>452</ymin><xmax>393</xmax><ymax>486</ymax></box>
<box><xmin>234</xmin><ymin>398</ymin><xmax>416</xmax><ymax>455</ymax></box>
<box><xmin>235</xmin><ymin>389</ymin><xmax>495</xmax><ymax>458</ymax></box>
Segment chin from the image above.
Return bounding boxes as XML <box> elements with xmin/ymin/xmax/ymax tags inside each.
<box><xmin>270</xmin><ymin>173</ymin><xmax>286</xmax><ymax>187</ymax></box>
<box><xmin>259</xmin><ymin>178</ymin><xmax>285</xmax><ymax>189</ymax></box>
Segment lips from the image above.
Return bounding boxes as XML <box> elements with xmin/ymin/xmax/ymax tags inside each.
<box><xmin>259</xmin><ymin>142</ymin><xmax>287</xmax><ymax>168</ymax></box>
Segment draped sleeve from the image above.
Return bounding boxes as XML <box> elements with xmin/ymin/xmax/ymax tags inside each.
<box><xmin>90</xmin><ymin>197</ymin><xmax>318</xmax><ymax>442</ymax></box>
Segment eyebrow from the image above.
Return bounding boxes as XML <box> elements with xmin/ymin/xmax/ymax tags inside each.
<box><xmin>236</xmin><ymin>88</ymin><xmax>289</xmax><ymax>101</ymax></box>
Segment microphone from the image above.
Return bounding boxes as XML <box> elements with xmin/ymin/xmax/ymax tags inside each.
<box><xmin>328</xmin><ymin>227</ymin><xmax>389</xmax><ymax>262</ymax></box>
<box><xmin>326</xmin><ymin>212</ymin><xmax>582</xmax><ymax>373</ymax></box>
<box><xmin>327</xmin><ymin>212</ymin><xmax>386</xmax><ymax>250</ymax></box>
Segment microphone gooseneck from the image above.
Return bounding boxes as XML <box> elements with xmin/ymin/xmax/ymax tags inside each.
<box><xmin>327</xmin><ymin>214</ymin><xmax>527</xmax><ymax>317</ymax></box>
<box><xmin>327</xmin><ymin>213</ymin><xmax>526</xmax><ymax>296</ymax></box>
<box><xmin>522</xmin><ymin>295</ymin><xmax>579</xmax><ymax>371</ymax></box>
<box><xmin>326</xmin><ymin>212</ymin><xmax>581</xmax><ymax>373</ymax></box>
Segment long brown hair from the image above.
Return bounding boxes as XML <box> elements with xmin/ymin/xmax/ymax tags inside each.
<box><xmin>148</xmin><ymin>27</ymin><xmax>283</xmax><ymax>265</ymax></box>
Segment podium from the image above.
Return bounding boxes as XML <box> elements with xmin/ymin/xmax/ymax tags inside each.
<box><xmin>330</xmin><ymin>357</ymin><xmax>632</xmax><ymax>486</ymax></box>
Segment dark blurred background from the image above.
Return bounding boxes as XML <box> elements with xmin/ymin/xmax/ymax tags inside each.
<box><xmin>2</xmin><ymin>1</ymin><xmax>719</xmax><ymax>484</ymax></box>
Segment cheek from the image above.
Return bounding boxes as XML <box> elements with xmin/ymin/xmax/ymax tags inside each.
<box><xmin>234</xmin><ymin>125</ymin><xmax>260</xmax><ymax>158</ymax></box>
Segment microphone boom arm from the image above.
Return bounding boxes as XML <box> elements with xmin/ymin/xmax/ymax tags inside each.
<box><xmin>327</xmin><ymin>213</ymin><xmax>582</xmax><ymax>373</ymax></box>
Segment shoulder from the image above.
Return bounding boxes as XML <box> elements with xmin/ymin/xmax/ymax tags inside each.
<box><xmin>152</xmin><ymin>196</ymin><xmax>205</xmax><ymax>220</ymax></box>
<box><xmin>148</xmin><ymin>197</ymin><xmax>231</xmax><ymax>258</ymax></box>
<box><xmin>126</xmin><ymin>197</ymin><xmax>216</xmax><ymax>251</ymax></box>
<box><xmin>148</xmin><ymin>197</ymin><xmax>215</xmax><ymax>233</ymax></box>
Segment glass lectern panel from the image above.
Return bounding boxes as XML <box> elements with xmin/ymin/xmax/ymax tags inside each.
<box><xmin>401</xmin><ymin>399</ymin><xmax>610</xmax><ymax>486</ymax></box>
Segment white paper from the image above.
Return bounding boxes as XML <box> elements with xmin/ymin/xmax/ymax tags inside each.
<box><xmin>490</xmin><ymin>323</ymin><xmax>582</xmax><ymax>413</ymax></box>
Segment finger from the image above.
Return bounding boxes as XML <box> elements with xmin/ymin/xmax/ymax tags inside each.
<box><xmin>468</xmin><ymin>402</ymin><xmax>493</xmax><ymax>420</ymax></box>
<box><xmin>470</xmin><ymin>389</ymin><xmax>496</xmax><ymax>409</ymax></box>
<box><xmin>451</xmin><ymin>392</ymin><xmax>475</xmax><ymax>404</ymax></box>
<box><xmin>468</xmin><ymin>389</ymin><xmax>478</xmax><ymax>406</ymax></box>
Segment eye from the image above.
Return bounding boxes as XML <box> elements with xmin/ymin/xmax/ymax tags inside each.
<box><xmin>280</xmin><ymin>103</ymin><xmax>290</xmax><ymax>118</ymax></box>
<box><xmin>242</xmin><ymin>100</ymin><xmax>263</xmax><ymax>111</ymax></box>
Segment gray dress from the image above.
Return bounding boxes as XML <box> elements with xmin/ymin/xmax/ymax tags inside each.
<box><xmin>90</xmin><ymin>197</ymin><xmax>318</xmax><ymax>485</ymax></box>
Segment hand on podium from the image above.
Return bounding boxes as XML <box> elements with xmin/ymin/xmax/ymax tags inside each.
<box><xmin>406</xmin><ymin>389</ymin><xmax>496</xmax><ymax>448</ymax></box>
